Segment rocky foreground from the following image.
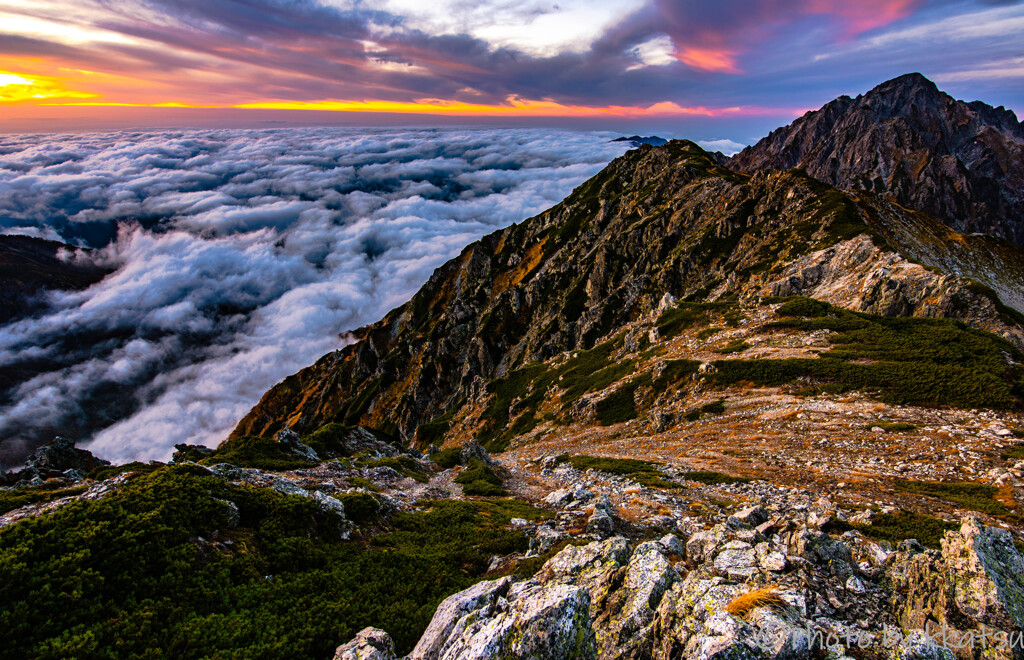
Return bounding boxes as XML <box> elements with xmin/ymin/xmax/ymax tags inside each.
<box><xmin>337</xmin><ymin>517</ymin><xmax>1024</xmax><ymax>660</ymax></box>
<box><xmin>327</xmin><ymin>449</ymin><xmax>1024</xmax><ymax>660</ymax></box>
<box><xmin>6</xmin><ymin>431</ymin><xmax>1024</xmax><ymax>660</ymax></box>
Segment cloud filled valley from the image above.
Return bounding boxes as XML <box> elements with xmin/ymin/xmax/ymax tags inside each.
<box><xmin>0</xmin><ymin>128</ymin><xmax>629</xmax><ymax>465</ymax></box>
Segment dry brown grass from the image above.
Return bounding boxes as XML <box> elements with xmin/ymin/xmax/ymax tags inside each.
<box><xmin>725</xmin><ymin>586</ymin><xmax>786</xmax><ymax>617</ymax></box>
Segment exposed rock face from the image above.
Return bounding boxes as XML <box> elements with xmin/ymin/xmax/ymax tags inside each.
<box><xmin>762</xmin><ymin>234</ymin><xmax>1024</xmax><ymax>346</ymax></box>
<box><xmin>408</xmin><ymin>576</ymin><xmax>595</xmax><ymax>660</ymax></box>
<box><xmin>730</xmin><ymin>73</ymin><xmax>1024</xmax><ymax>247</ymax></box>
<box><xmin>889</xmin><ymin>518</ymin><xmax>1024</xmax><ymax>659</ymax></box>
<box><xmin>336</xmin><ymin>427</ymin><xmax>402</xmax><ymax>458</ymax></box>
<box><xmin>333</xmin><ymin>627</ymin><xmax>396</xmax><ymax>660</ymax></box>
<box><xmin>232</xmin><ymin>140</ymin><xmax>1024</xmax><ymax>445</ymax></box>
<box><xmin>329</xmin><ymin>516</ymin><xmax>1024</xmax><ymax>660</ymax></box>
<box><xmin>275</xmin><ymin>428</ymin><xmax>320</xmax><ymax>462</ymax></box>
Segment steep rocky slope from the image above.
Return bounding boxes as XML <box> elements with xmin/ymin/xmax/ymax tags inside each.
<box><xmin>0</xmin><ymin>235</ymin><xmax>110</xmax><ymax>324</ymax></box>
<box><xmin>730</xmin><ymin>73</ymin><xmax>1024</xmax><ymax>247</ymax></box>
<box><xmin>233</xmin><ymin>139</ymin><xmax>1024</xmax><ymax>449</ymax></box>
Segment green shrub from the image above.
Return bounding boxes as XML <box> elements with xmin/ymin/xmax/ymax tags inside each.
<box><xmin>596</xmin><ymin>387</ymin><xmax>638</xmax><ymax>425</ymax></box>
<box><xmin>655</xmin><ymin>303</ymin><xmax>733</xmax><ymax>339</ymax></box>
<box><xmin>825</xmin><ymin>511</ymin><xmax>957</xmax><ymax>548</ymax></box>
<box><xmin>359</xmin><ymin>457</ymin><xmax>428</xmax><ymax>483</ymax></box>
<box><xmin>697</xmin><ymin>327</ymin><xmax>723</xmax><ymax>341</ymax></box>
<box><xmin>775</xmin><ymin>296</ymin><xmax>833</xmax><ymax>318</ymax></box>
<box><xmin>338</xmin><ymin>493</ymin><xmax>382</xmax><ymax>525</ymax></box>
<box><xmin>656</xmin><ymin>306</ymin><xmax>707</xmax><ymax>338</ymax></box>
<box><xmin>554</xmin><ymin>454</ymin><xmax>681</xmax><ymax>489</ymax></box>
<box><xmin>715</xmin><ymin>339</ymin><xmax>749</xmax><ymax>354</ymax></box>
<box><xmin>1002</xmin><ymin>445</ymin><xmax>1024</xmax><ymax>462</ymax></box>
<box><xmin>346</xmin><ymin>476</ymin><xmax>380</xmax><ymax>492</ymax></box>
<box><xmin>0</xmin><ymin>465</ymin><xmax>543</xmax><ymax>659</ymax></box>
<box><xmin>682</xmin><ymin>470</ymin><xmax>750</xmax><ymax>485</ymax></box>
<box><xmin>654</xmin><ymin>359</ymin><xmax>701</xmax><ymax>389</ymax></box>
<box><xmin>430</xmin><ymin>447</ymin><xmax>462</xmax><ymax>469</ymax></box>
<box><xmin>415</xmin><ymin>411</ymin><xmax>455</xmax><ymax>447</ymax></box>
<box><xmin>713</xmin><ymin>347</ymin><xmax>1017</xmax><ymax>410</ymax></box>
<box><xmin>868</xmin><ymin>422</ymin><xmax>917</xmax><ymax>432</ymax></box>
<box><xmin>454</xmin><ymin>459</ymin><xmax>507</xmax><ymax>496</ymax></box>
<box><xmin>0</xmin><ymin>483</ymin><xmax>89</xmax><ymax>515</ymax></box>
<box><xmin>301</xmin><ymin>423</ymin><xmax>357</xmax><ymax>457</ymax></box>
<box><xmin>595</xmin><ymin>374</ymin><xmax>651</xmax><ymax>426</ymax></box>
<box><xmin>893</xmin><ymin>480</ymin><xmax>1007</xmax><ymax>515</ymax></box>
<box><xmin>684</xmin><ymin>400</ymin><xmax>726</xmax><ymax>422</ymax></box>
<box><xmin>88</xmin><ymin>461</ymin><xmax>163</xmax><ymax>480</ymax></box>
<box><xmin>202</xmin><ymin>435</ymin><xmax>314</xmax><ymax>470</ymax></box>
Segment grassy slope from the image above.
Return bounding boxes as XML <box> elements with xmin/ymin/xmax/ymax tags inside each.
<box><xmin>0</xmin><ymin>465</ymin><xmax>547</xmax><ymax>659</ymax></box>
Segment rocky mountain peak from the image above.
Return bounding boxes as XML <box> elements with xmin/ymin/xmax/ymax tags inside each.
<box><xmin>729</xmin><ymin>73</ymin><xmax>1024</xmax><ymax>246</ymax></box>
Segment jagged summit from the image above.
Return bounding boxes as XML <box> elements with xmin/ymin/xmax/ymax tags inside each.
<box><xmin>730</xmin><ymin>73</ymin><xmax>1024</xmax><ymax>246</ymax></box>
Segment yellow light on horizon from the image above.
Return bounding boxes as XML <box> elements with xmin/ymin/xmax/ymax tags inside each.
<box><xmin>0</xmin><ymin>68</ymin><xmax>100</xmax><ymax>103</ymax></box>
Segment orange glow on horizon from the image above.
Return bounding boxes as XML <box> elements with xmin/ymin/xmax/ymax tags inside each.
<box><xmin>32</xmin><ymin>95</ymin><xmax>800</xmax><ymax>120</ymax></box>
<box><xmin>232</xmin><ymin>96</ymin><xmax>747</xmax><ymax>117</ymax></box>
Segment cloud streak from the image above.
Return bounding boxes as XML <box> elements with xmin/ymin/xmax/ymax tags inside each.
<box><xmin>0</xmin><ymin>127</ymin><xmax>629</xmax><ymax>464</ymax></box>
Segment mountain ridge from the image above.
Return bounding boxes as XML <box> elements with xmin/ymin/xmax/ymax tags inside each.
<box><xmin>232</xmin><ymin>134</ymin><xmax>1024</xmax><ymax>447</ymax></box>
<box><xmin>729</xmin><ymin>72</ymin><xmax>1024</xmax><ymax>246</ymax></box>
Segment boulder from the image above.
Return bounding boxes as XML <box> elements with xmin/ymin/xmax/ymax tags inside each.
<box><xmin>940</xmin><ymin>517</ymin><xmax>1024</xmax><ymax>632</ymax></box>
<box><xmin>458</xmin><ymin>440</ymin><xmax>495</xmax><ymax>467</ymax></box>
<box><xmin>408</xmin><ymin>576</ymin><xmax>596</xmax><ymax>660</ymax></box>
<box><xmin>342</xmin><ymin>427</ymin><xmax>400</xmax><ymax>458</ymax></box>
<box><xmin>731</xmin><ymin>506</ymin><xmax>770</xmax><ymax>528</ymax></box>
<box><xmin>713</xmin><ymin>541</ymin><xmax>758</xmax><ymax>581</ymax></box>
<box><xmin>687</xmin><ymin>527</ymin><xmax>728</xmax><ymax>565</ymax></box>
<box><xmin>275</xmin><ymin>428</ymin><xmax>320</xmax><ymax>462</ymax></box>
<box><xmin>334</xmin><ymin>627</ymin><xmax>397</xmax><ymax>660</ymax></box>
<box><xmin>591</xmin><ymin>540</ymin><xmax>681</xmax><ymax>658</ymax></box>
<box><xmin>587</xmin><ymin>509</ymin><xmax>615</xmax><ymax>537</ymax></box>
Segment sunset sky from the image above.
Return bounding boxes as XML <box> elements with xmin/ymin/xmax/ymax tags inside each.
<box><xmin>1</xmin><ymin>0</ymin><xmax>1022</xmax><ymax>139</ymax></box>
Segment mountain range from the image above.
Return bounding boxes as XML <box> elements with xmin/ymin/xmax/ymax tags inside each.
<box><xmin>4</xmin><ymin>73</ymin><xmax>1024</xmax><ymax>660</ymax></box>
<box><xmin>233</xmin><ymin>74</ymin><xmax>1024</xmax><ymax>453</ymax></box>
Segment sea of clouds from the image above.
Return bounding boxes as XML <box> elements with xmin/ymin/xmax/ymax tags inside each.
<box><xmin>0</xmin><ymin>127</ymin><xmax>630</xmax><ymax>464</ymax></box>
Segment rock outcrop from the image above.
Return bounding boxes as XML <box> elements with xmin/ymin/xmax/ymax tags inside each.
<box><xmin>1</xmin><ymin>436</ymin><xmax>110</xmax><ymax>485</ymax></box>
<box><xmin>730</xmin><ymin>73</ymin><xmax>1024</xmax><ymax>247</ymax></box>
<box><xmin>889</xmin><ymin>518</ymin><xmax>1024</xmax><ymax>659</ymax></box>
<box><xmin>338</xmin><ymin>515</ymin><xmax>1024</xmax><ymax>660</ymax></box>
<box><xmin>334</xmin><ymin>627</ymin><xmax>397</xmax><ymax>660</ymax></box>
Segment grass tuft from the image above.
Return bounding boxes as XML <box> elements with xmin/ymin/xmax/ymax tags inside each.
<box><xmin>725</xmin><ymin>587</ymin><xmax>786</xmax><ymax>617</ymax></box>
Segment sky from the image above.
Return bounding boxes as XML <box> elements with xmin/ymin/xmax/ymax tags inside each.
<box><xmin>0</xmin><ymin>0</ymin><xmax>1022</xmax><ymax>141</ymax></box>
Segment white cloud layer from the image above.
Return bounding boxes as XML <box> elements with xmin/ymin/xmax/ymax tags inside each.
<box><xmin>696</xmin><ymin>139</ymin><xmax>747</xmax><ymax>156</ymax></box>
<box><xmin>0</xmin><ymin>127</ymin><xmax>629</xmax><ymax>463</ymax></box>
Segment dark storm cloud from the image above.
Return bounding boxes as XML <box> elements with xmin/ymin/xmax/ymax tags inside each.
<box><xmin>0</xmin><ymin>128</ymin><xmax>629</xmax><ymax>463</ymax></box>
